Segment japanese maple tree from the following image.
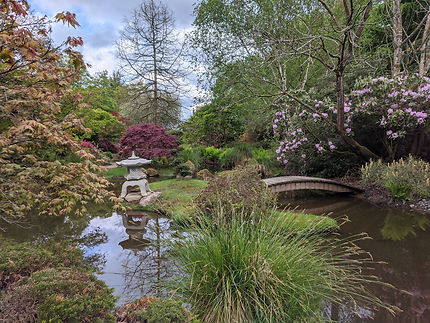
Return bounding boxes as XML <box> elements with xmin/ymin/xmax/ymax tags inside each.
<box><xmin>119</xmin><ymin>123</ymin><xmax>177</xmax><ymax>159</ymax></box>
<box><xmin>0</xmin><ymin>0</ymin><xmax>120</xmax><ymax>225</ymax></box>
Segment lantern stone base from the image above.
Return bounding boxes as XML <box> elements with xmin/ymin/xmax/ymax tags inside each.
<box><xmin>120</xmin><ymin>179</ymin><xmax>150</xmax><ymax>199</ymax></box>
<box><xmin>123</xmin><ymin>191</ymin><xmax>162</xmax><ymax>207</ymax></box>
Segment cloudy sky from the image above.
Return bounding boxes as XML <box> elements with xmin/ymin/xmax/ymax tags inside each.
<box><xmin>28</xmin><ymin>0</ymin><xmax>202</xmax><ymax>114</ymax></box>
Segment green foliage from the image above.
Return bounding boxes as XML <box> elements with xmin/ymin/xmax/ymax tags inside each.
<box><xmin>143</xmin><ymin>298</ymin><xmax>190</xmax><ymax>322</ymax></box>
<box><xmin>0</xmin><ymin>239</ymin><xmax>86</xmax><ymax>290</ymax></box>
<box><xmin>221</xmin><ymin>142</ymin><xmax>253</xmax><ymax>167</ymax></box>
<box><xmin>203</xmin><ymin>146</ymin><xmax>224</xmax><ymax>161</ymax></box>
<box><xmin>178</xmin><ymin>145</ymin><xmax>204</xmax><ymax>170</ymax></box>
<box><xmin>115</xmin><ymin>297</ymin><xmax>195</xmax><ymax>323</ymax></box>
<box><xmin>1</xmin><ymin>268</ymin><xmax>116</xmax><ymax>322</ymax></box>
<box><xmin>182</xmin><ymin>103</ymin><xmax>245</xmax><ymax>147</ymax></box>
<box><xmin>194</xmin><ymin>166</ymin><xmax>277</xmax><ymax>222</ymax></box>
<box><xmin>362</xmin><ymin>156</ymin><xmax>430</xmax><ymax>200</ymax></box>
<box><xmin>175</xmin><ymin>163</ymin><xmax>192</xmax><ymax>177</ymax></box>
<box><xmin>174</xmin><ymin>212</ymin><xmax>396</xmax><ymax>322</ymax></box>
<box><xmin>80</xmin><ymin>108</ymin><xmax>125</xmax><ymax>140</ymax></box>
<box><xmin>251</xmin><ymin>146</ymin><xmax>281</xmax><ymax>173</ymax></box>
<box><xmin>75</xmin><ymin>71</ymin><xmax>124</xmax><ymax>113</ymax></box>
<box><xmin>385</xmin><ymin>182</ymin><xmax>412</xmax><ymax>200</ymax></box>
<box><xmin>0</xmin><ymin>239</ymin><xmax>116</xmax><ymax>322</ymax></box>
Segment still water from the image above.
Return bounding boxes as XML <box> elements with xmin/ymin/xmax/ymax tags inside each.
<box><xmin>279</xmin><ymin>194</ymin><xmax>430</xmax><ymax>323</ymax></box>
<box><xmin>1</xmin><ymin>192</ymin><xmax>429</xmax><ymax>322</ymax></box>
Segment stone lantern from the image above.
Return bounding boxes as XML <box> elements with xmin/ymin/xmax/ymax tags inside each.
<box><xmin>116</xmin><ymin>151</ymin><xmax>152</xmax><ymax>200</ymax></box>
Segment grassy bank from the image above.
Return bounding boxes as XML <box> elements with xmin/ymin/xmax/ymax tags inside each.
<box><xmin>139</xmin><ymin>178</ymin><xmax>337</xmax><ymax>232</ymax></box>
<box><xmin>147</xmin><ymin>179</ymin><xmax>208</xmax><ymax>219</ymax></box>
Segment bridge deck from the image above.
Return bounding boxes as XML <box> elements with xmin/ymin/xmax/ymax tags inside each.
<box><xmin>263</xmin><ymin>176</ymin><xmax>363</xmax><ymax>194</ymax></box>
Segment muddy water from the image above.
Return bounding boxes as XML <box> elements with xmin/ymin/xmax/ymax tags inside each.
<box><xmin>279</xmin><ymin>194</ymin><xmax>430</xmax><ymax>323</ymax></box>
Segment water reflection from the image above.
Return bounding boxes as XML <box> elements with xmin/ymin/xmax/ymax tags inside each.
<box><xmin>82</xmin><ymin>211</ymin><xmax>180</xmax><ymax>305</ymax></box>
<box><xmin>381</xmin><ymin>212</ymin><xmax>430</xmax><ymax>241</ymax></box>
<box><xmin>279</xmin><ymin>194</ymin><xmax>430</xmax><ymax>322</ymax></box>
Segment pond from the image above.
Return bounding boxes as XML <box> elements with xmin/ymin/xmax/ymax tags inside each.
<box><xmin>279</xmin><ymin>193</ymin><xmax>430</xmax><ymax>322</ymax></box>
<box><xmin>1</xmin><ymin>189</ymin><xmax>429</xmax><ymax>321</ymax></box>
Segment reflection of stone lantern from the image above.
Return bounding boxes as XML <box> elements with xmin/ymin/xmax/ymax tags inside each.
<box><xmin>116</xmin><ymin>151</ymin><xmax>152</xmax><ymax>199</ymax></box>
<box><xmin>116</xmin><ymin>151</ymin><xmax>162</xmax><ymax>206</ymax></box>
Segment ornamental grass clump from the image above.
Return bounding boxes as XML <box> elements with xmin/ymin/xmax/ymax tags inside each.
<box><xmin>174</xmin><ymin>211</ymin><xmax>398</xmax><ymax>322</ymax></box>
<box><xmin>362</xmin><ymin>156</ymin><xmax>430</xmax><ymax>200</ymax></box>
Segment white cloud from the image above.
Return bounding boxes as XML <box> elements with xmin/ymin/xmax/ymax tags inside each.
<box><xmin>83</xmin><ymin>45</ymin><xmax>119</xmax><ymax>73</ymax></box>
<box><xmin>29</xmin><ymin>0</ymin><xmax>205</xmax><ymax>114</ymax></box>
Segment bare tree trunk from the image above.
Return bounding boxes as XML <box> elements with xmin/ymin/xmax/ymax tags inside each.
<box><xmin>392</xmin><ymin>0</ymin><xmax>403</xmax><ymax>77</ymax></box>
<box><xmin>153</xmin><ymin>44</ymin><xmax>158</xmax><ymax>124</ymax></box>
<box><xmin>151</xmin><ymin>10</ymin><xmax>158</xmax><ymax>125</ymax></box>
<box><xmin>336</xmin><ymin>70</ymin><xmax>345</xmax><ymax>131</ymax></box>
<box><xmin>419</xmin><ymin>11</ymin><xmax>430</xmax><ymax>77</ymax></box>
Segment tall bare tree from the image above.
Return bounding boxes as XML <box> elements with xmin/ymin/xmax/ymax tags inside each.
<box><xmin>117</xmin><ymin>0</ymin><xmax>185</xmax><ymax>125</ymax></box>
<box><xmin>387</xmin><ymin>0</ymin><xmax>430</xmax><ymax>77</ymax></box>
<box><xmin>119</xmin><ymin>81</ymin><xmax>181</xmax><ymax>129</ymax></box>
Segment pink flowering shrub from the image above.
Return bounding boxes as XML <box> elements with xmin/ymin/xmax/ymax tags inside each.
<box><xmin>274</xmin><ymin>75</ymin><xmax>430</xmax><ymax>167</ymax></box>
<box><xmin>81</xmin><ymin>140</ymin><xmax>98</xmax><ymax>154</ymax></box>
<box><xmin>118</xmin><ymin>123</ymin><xmax>178</xmax><ymax>159</ymax></box>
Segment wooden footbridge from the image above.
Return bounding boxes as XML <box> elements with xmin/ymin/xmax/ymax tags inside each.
<box><xmin>263</xmin><ymin>176</ymin><xmax>363</xmax><ymax>194</ymax></box>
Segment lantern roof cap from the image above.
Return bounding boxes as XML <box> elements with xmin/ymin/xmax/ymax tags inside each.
<box><xmin>116</xmin><ymin>151</ymin><xmax>152</xmax><ymax>167</ymax></box>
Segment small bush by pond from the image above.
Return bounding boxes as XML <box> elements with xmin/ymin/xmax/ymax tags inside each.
<box><xmin>1</xmin><ymin>268</ymin><xmax>116</xmax><ymax>322</ymax></box>
<box><xmin>194</xmin><ymin>166</ymin><xmax>276</xmax><ymax>222</ymax></box>
<box><xmin>115</xmin><ymin>296</ymin><xmax>195</xmax><ymax>322</ymax></box>
<box><xmin>0</xmin><ymin>239</ymin><xmax>117</xmax><ymax>322</ymax></box>
<box><xmin>0</xmin><ymin>238</ymin><xmax>87</xmax><ymax>290</ymax></box>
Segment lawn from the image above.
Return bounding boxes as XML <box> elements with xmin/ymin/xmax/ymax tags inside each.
<box><xmin>147</xmin><ymin>179</ymin><xmax>208</xmax><ymax>219</ymax></box>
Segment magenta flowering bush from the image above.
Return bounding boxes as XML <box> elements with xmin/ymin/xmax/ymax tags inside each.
<box><xmin>81</xmin><ymin>140</ymin><xmax>98</xmax><ymax>154</ymax></box>
<box><xmin>274</xmin><ymin>75</ymin><xmax>430</xmax><ymax>166</ymax></box>
<box><xmin>118</xmin><ymin>123</ymin><xmax>178</xmax><ymax>159</ymax></box>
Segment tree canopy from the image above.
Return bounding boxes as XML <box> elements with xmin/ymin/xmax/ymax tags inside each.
<box><xmin>0</xmin><ymin>0</ymin><xmax>120</xmax><ymax>225</ymax></box>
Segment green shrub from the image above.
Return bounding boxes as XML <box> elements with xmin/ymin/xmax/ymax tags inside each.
<box><xmin>362</xmin><ymin>156</ymin><xmax>430</xmax><ymax>200</ymax></box>
<box><xmin>175</xmin><ymin>163</ymin><xmax>192</xmax><ymax>177</ymax></box>
<box><xmin>251</xmin><ymin>147</ymin><xmax>280</xmax><ymax>172</ymax></box>
<box><xmin>194</xmin><ymin>166</ymin><xmax>276</xmax><ymax>222</ymax></box>
<box><xmin>0</xmin><ymin>268</ymin><xmax>116</xmax><ymax>322</ymax></box>
<box><xmin>178</xmin><ymin>145</ymin><xmax>204</xmax><ymax>170</ymax></box>
<box><xmin>203</xmin><ymin>146</ymin><xmax>224</xmax><ymax>162</ymax></box>
<box><xmin>385</xmin><ymin>181</ymin><xmax>412</xmax><ymax>200</ymax></box>
<box><xmin>220</xmin><ymin>142</ymin><xmax>253</xmax><ymax>167</ymax></box>
<box><xmin>0</xmin><ymin>239</ymin><xmax>86</xmax><ymax>290</ymax></box>
<box><xmin>115</xmin><ymin>297</ymin><xmax>194</xmax><ymax>322</ymax></box>
<box><xmin>0</xmin><ymin>240</ymin><xmax>116</xmax><ymax>322</ymax></box>
<box><xmin>174</xmin><ymin>215</ymin><xmax>397</xmax><ymax>322</ymax></box>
